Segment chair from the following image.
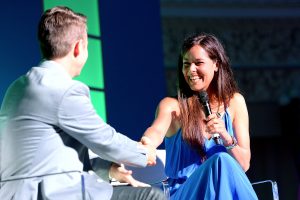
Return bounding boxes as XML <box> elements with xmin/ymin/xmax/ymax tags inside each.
<box><xmin>251</xmin><ymin>179</ymin><xmax>279</xmax><ymax>200</ymax></box>
<box><xmin>126</xmin><ymin>149</ymin><xmax>167</xmax><ymax>185</ymax></box>
<box><xmin>0</xmin><ymin>170</ymin><xmax>86</xmax><ymax>200</ymax></box>
<box><xmin>89</xmin><ymin>149</ymin><xmax>170</xmax><ymax>198</ymax></box>
<box><xmin>126</xmin><ymin>149</ymin><xmax>169</xmax><ymax>198</ymax></box>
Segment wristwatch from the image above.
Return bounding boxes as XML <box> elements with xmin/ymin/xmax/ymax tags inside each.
<box><xmin>225</xmin><ymin>135</ymin><xmax>238</xmax><ymax>150</ymax></box>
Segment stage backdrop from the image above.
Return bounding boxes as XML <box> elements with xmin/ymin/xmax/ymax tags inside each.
<box><xmin>0</xmin><ymin>0</ymin><xmax>166</xmax><ymax>143</ymax></box>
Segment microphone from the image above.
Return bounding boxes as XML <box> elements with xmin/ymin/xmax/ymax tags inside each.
<box><xmin>198</xmin><ymin>91</ymin><xmax>221</xmax><ymax>145</ymax></box>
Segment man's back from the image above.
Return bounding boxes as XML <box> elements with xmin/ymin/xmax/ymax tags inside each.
<box><xmin>0</xmin><ymin>61</ymin><xmax>91</xmax><ymax>199</ymax></box>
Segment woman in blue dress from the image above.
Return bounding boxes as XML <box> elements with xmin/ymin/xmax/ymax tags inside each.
<box><xmin>141</xmin><ymin>33</ymin><xmax>258</xmax><ymax>199</ymax></box>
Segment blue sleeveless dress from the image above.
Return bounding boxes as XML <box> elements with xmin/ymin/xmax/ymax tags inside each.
<box><xmin>164</xmin><ymin>110</ymin><xmax>258</xmax><ymax>200</ymax></box>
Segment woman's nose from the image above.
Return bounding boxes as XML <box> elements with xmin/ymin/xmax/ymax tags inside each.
<box><xmin>189</xmin><ymin>63</ymin><xmax>197</xmax><ymax>72</ymax></box>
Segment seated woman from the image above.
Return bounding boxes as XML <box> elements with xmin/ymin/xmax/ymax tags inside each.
<box><xmin>141</xmin><ymin>33</ymin><xmax>258</xmax><ymax>200</ymax></box>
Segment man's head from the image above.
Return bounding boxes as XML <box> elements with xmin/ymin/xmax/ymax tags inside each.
<box><xmin>38</xmin><ymin>6</ymin><xmax>87</xmax><ymax>59</ymax></box>
<box><xmin>38</xmin><ymin>6</ymin><xmax>88</xmax><ymax>77</ymax></box>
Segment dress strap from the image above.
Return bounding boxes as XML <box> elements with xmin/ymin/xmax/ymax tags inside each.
<box><xmin>222</xmin><ymin>109</ymin><xmax>234</xmax><ymax>137</ymax></box>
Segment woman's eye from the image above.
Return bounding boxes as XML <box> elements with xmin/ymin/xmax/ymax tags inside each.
<box><xmin>183</xmin><ymin>63</ymin><xmax>190</xmax><ymax>69</ymax></box>
<box><xmin>195</xmin><ymin>62</ymin><xmax>203</xmax><ymax>66</ymax></box>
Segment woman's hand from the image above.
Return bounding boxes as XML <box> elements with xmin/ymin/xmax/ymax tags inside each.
<box><xmin>205</xmin><ymin>93</ymin><xmax>251</xmax><ymax>171</ymax></box>
<box><xmin>205</xmin><ymin>113</ymin><xmax>232</xmax><ymax>145</ymax></box>
<box><xmin>109</xmin><ymin>163</ymin><xmax>150</xmax><ymax>187</ymax></box>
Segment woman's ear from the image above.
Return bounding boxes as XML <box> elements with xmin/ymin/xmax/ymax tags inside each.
<box><xmin>214</xmin><ymin>61</ymin><xmax>219</xmax><ymax>72</ymax></box>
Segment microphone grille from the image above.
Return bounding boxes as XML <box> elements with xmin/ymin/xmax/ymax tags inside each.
<box><xmin>198</xmin><ymin>91</ymin><xmax>209</xmax><ymax>104</ymax></box>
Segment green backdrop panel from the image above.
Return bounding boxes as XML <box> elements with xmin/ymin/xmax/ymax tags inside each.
<box><xmin>75</xmin><ymin>38</ymin><xmax>104</xmax><ymax>89</ymax></box>
<box><xmin>90</xmin><ymin>90</ymin><xmax>106</xmax><ymax>122</ymax></box>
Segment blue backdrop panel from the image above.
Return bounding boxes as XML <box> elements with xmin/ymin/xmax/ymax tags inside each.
<box><xmin>0</xmin><ymin>2</ymin><xmax>42</xmax><ymax>101</ymax></box>
<box><xmin>99</xmin><ymin>1</ymin><xmax>166</xmax><ymax>141</ymax></box>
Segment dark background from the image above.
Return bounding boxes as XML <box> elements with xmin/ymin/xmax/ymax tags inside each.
<box><xmin>0</xmin><ymin>1</ymin><xmax>299</xmax><ymax>199</ymax></box>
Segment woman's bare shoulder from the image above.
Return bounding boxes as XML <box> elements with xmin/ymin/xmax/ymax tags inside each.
<box><xmin>157</xmin><ymin>97</ymin><xmax>181</xmax><ymax>137</ymax></box>
<box><xmin>228</xmin><ymin>92</ymin><xmax>248</xmax><ymax>119</ymax></box>
<box><xmin>158</xmin><ymin>96</ymin><xmax>180</xmax><ymax>113</ymax></box>
<box><xmin>230</xmin><ymin>93</ymin><xmax>246</xmax><ymax>106</ymax></box>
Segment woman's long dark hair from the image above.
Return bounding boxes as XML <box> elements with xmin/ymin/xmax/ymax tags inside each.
<box><xmin>177</xmin><ymin>33</ymin><xmax>239</xmax><ymax>160</ymax></box>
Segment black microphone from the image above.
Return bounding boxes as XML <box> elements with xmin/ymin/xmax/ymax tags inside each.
<box><xmin>198</xmin><ymin>91</ymin><xmax>221</xmax><ymax>145</ymax></box>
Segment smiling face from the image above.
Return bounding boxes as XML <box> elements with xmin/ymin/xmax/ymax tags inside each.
<box><xmin>182</xmin><ymin>45</ymin><xmax>218</xmax><ymax>92</ymax></box>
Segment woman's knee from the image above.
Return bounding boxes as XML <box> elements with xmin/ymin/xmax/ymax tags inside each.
<box><xmin>209</xmin><ymin>152</ymin><xmax>238</xmax><ymax>169</ymax></box>
<box><xmin>211</xmin><ymin>152</ymin><xmax>233</xmax><ymax>161</ymax></box>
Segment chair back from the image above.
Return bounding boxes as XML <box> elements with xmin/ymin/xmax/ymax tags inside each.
<box><xmin>126</xmin><ymin>149</ymin><xmax>167</xmax><ymax>185</ymax></box>
<box><xmin>252</xmin><ymin>180</ymin><xmax>279</xmax><ymax>200</ymax></box>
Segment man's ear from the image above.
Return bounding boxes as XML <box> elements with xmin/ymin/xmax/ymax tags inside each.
<box><xmin>73</xmin><ymin>40</ymin><xmax>81</xmax><ymax>57</ymax></box>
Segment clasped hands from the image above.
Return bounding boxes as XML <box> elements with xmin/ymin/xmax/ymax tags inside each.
<box><xmin>140</xmin><ymin>135</ymin><xmax>157</xmax><ymax>166</ymax></box>
<box><xmin>109</xmin><ymin>136</ymin><xmax>157</xmax><ymax>187</ymax></box>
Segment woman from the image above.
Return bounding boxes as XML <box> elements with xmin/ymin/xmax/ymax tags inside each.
<box><xmin>142</xmin><ymin>33</ymin><xmax>258</xmax><ymax>199</ymax></box>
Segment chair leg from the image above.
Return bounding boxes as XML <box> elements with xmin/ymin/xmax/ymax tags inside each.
<box><xmin>37</xmin><ymin>181</ymin><xmax>44</xmax><ymax>200</ymax></box>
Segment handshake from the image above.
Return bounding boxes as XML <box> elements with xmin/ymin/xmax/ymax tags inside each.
<box><xmin>139</xmin><ymin>136</ymin><xmax>157</xmax><ymax>166</ymax></box>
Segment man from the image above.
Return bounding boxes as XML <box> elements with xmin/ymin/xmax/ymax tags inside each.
<box><xmin>0</xmin><ymin>6</ymin><xmax>165</xmax><ymax>200</ymax></box>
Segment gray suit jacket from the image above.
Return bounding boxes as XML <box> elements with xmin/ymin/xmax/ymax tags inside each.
<box><xmin>0</xmin><ymin>61</ymin><xmax>147</xmax><ymax>199</ymax></box>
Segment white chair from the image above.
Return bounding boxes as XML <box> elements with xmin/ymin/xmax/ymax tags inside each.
<box><xmin>251</xmin><ymin>179</ymin><xmax>279</xmax><ymax>200</ymax></box>
<box><xmin>88</xmin><ymin>149</ymin><xmax>168</xmax><ymax>185</ymax></box>
<box><xmin>89</xmin><ymin>149</ymin><xmax>170</xmax><ymax>198</ymax></box>
<box><xmin>126</xmin><ymin>149</ymin><xmax>169</xmax><ymax>198</ymax></box>
<box><xmin>126</xmin><ymin>149</ymin><xmax>167</xmax><ymax>185</ymax></box>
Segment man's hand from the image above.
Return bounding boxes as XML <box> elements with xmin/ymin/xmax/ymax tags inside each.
<box><xmin>140</xmin><ymin>136</ymin><xmax>156</xmax><ymax>166</ymax></box>
<box><xmin>109</xmin><ymin>163</ymin><xmax>150</xmax><ymax>187</ymax></box>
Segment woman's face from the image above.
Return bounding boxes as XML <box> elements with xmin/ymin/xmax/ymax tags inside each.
<box><xmin>182</xmin><ymin>45</ymin><xmax>218</xmax><ymax>92</ymax></box>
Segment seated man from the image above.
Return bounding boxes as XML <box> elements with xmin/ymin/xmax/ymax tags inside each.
<box><xmin>0</xmin><ymin>6</ymin><xmax>165</xmax><ymax>200</ymax></box>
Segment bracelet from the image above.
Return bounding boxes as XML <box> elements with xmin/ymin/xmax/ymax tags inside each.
<box><xmin>225</xmin><ymin>135</ymin><xmax>238</xmax><ymax>150</ymax></box>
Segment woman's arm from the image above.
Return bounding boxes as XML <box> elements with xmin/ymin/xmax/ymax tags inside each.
<box><xmin>228</xmin><ymin>93</ymin><xmax>251</xmax><ymax>171</ymax></box>
<box><xmin>206</xmin><ymin>93</ymin><xmax>251</xmax><ymax>171</ymax></box>
<box><xmin>142</xmin><ymin>97</ymin><xmax>180</xmax><ymax>148</ymax></box>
